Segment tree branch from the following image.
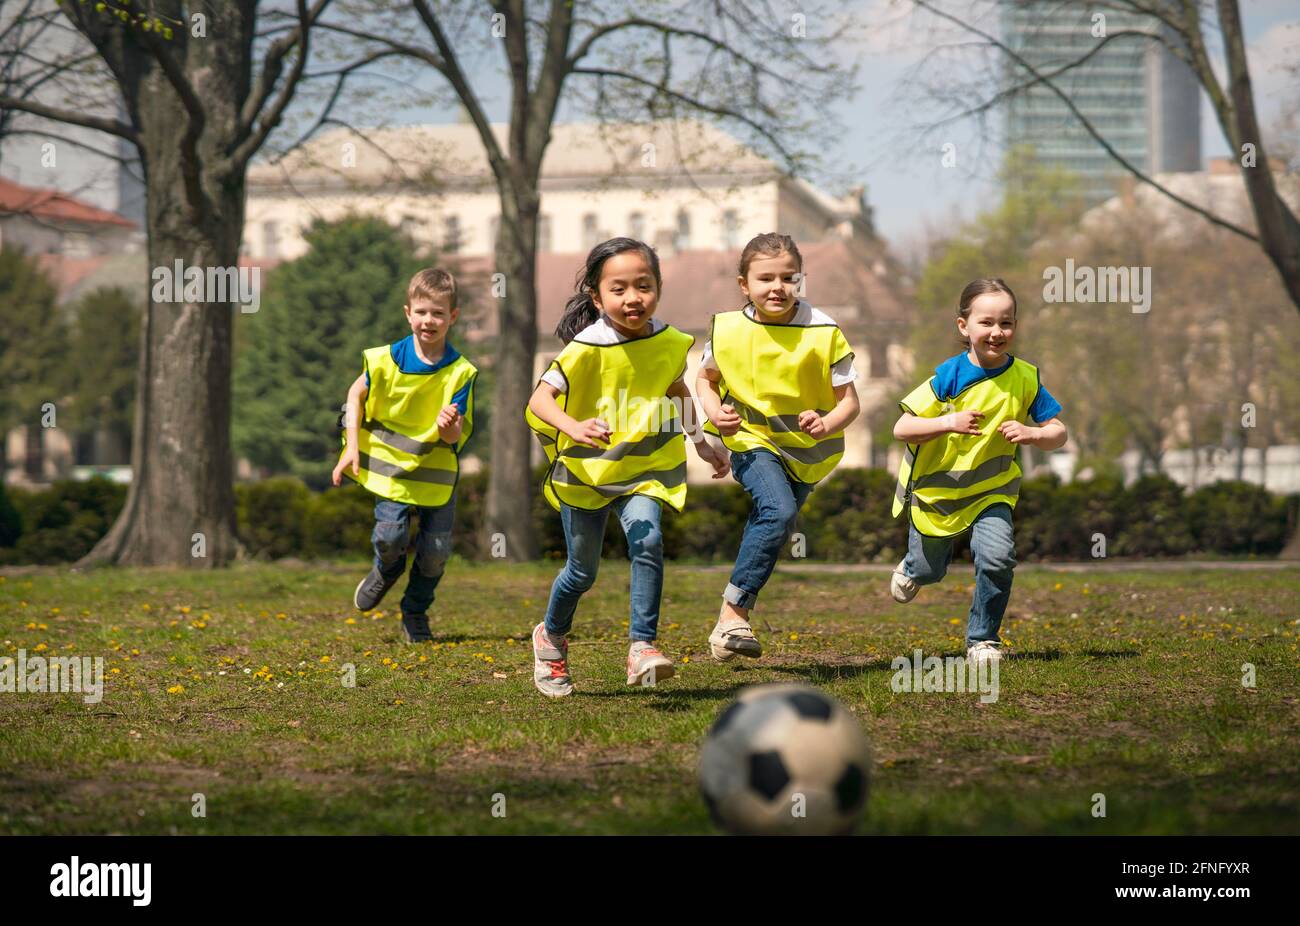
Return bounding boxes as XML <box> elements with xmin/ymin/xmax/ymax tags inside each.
<box><xmin>233</xmin><ymin>0</ymin><xmax>334</xmax><ymax>169</ymax></box>
<box><xmin>911</xmin><ymin>0</ymin><xmax>1260</xmax><ymax>243</ymax></box>
<box><xmin>0</xmin><ymin>93</ymin><xmax>138</xmax><ymax>143</ymax></box>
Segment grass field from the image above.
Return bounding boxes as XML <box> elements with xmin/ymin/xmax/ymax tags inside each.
<box><xmin>1</xmin><ymin>558</ymin><xmax>1297</xmax><ymax>835</ymax></box>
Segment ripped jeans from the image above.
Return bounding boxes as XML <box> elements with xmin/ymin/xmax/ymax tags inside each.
<box><xmin>371</xmin><ymin>497</ymin><xmax>455</xmax><ymax>618</ymax></box>
<box><xmin>543</xmin><ymin>494</ymin><xmax>664</xmax><ymax>642</ymax></box>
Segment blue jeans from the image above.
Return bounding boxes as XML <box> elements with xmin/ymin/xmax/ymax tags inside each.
<box><xmin>902</xmin><ymin>503</ymin><xmax>1017</xmax><ymax>646</ymax></box>
<box><xmin>544</xmin><ymin>494</ymin><xmax>664</xmax><ymax>642</ymax></box>
<box><xmin>725</xmin><ymin>449</ymin><xmax>814</xmax><ymax>610</ymax></box>
<box><xmin>372</xmin><ymin>497</ymin><xmax>455</xmax><ymax>618</ymax></box>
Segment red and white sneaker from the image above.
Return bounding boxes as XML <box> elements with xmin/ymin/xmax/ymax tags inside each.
<box><xmin>532</xmin><ymin>622</ymin><xmax>574</xmax><ymax>698</ymax></box>
<box><xmin>626</xmin><ymin>641</ymin><xmax>675</xmax><ymax>687</ymax></box>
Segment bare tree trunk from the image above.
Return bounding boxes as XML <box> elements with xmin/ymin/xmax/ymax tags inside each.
<box><xmin>484</xmin><ymin>191</ymin><xmax>539</xmax><ymax>561</ymax></box>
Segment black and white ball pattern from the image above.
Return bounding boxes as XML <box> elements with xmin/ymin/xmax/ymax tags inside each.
<box><xmin>699</xmin><ymin>683</ymin><xmax>871</xmax><ymax>836</ymax></box>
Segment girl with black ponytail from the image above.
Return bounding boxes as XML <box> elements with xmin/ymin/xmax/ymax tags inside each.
<box><xmin>524</xmin><ymin>238</ymin><xmax>729</xmax><ymax>697</ymax></box>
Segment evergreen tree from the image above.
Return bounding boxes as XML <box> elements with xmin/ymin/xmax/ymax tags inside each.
<box><xmin>0</xmin><ymin>246</ymin><xmax>64</xmax><ymax>478</ymax></box>
<box><xmin>62</xmin><ymin>287</ymin><xmax>140</xmax><ymax>463</ymax></box>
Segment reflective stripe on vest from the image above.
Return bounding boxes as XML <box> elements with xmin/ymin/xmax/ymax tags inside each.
<box><xmin>525</xmin><ymin>325</ymin><xmax>694</xmax><ymax>512</ymax></box>
<box><xmin>892</xmin><ymin>357</ymin><xmax>1039</xmax><ymax>537</ymax></box>
<box><xmin>340</xmin><ymin>344</ymin><xmax>477</xmax><ymax>507</ymax></box>
<box><xmin>702</xmin><ymin>310</ymin><xmax>849</xmax><ymax>483</ymax></box>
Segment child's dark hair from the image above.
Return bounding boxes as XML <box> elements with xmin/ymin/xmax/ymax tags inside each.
<box><xmin>738</xmin><ymin>232</ymin><xmax>803</xmax><ymax>279</ymax></box>
<box><xmin>555</xmin><ymin>237</ymin><xmax>661</xmax><ymax>343</ymax></box>
<box><xmin>957</xmin><ymin>278</ymin><xmax>1017</xmax><ymax>347</ymax></box>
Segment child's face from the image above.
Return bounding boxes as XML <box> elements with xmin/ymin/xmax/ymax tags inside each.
<box><xmin>739</xmin><ymin>251</ymin><xmax>801</xmax><ymax>320</ymax></box>
<box><xmin>957</xmin><ymin>292</ymin><xmax>1016</xmax><ymax>367</ymax></box>
<box><xmin>404</xmin><ymin>293</ymin><xmax>457</xmax><ymax>349</ymax></box>
<box><xmin>593</xmin><ymin>251</ymin><xmax>660</xmax><ymax>336</ymax></box>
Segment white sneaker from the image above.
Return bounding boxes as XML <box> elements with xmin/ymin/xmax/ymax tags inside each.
<box><xmin>966</xmin><ymin>640</ymin><xmax>1004</xmax><ymax>666</ymax></box>
<box><xmin>626</xmin><ymin>641</ymin><xmax>675</xmax><ymax>687</ymax></box>
<box><xmin>708</xmin><ymin>619</ymin><xmax>762</xmax><ymax>661</ymax></box>
<box><xmin>890</xmin><ymin>560</ymin><xmax>918</xmax><ymax>603</ymax></box>
<box><xmin>532</xmin><ymin>622</ymin><xmax>574</xmax><ymax>698</ymax></box>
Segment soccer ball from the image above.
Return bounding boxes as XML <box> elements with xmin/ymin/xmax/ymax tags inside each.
<box><xmin>699</xmin><ymin>683</ymin><xmax>871</xmax><ymax>836</ymax></box>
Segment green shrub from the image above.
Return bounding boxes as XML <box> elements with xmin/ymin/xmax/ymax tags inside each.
<box><xmin>234</xmin><ymin>477</ymin><xmax>311</xmax><ymax>559</ymax></box>
<box><xmin>0</xmin><ymin>481</ymin><xmax>20</xmax><ymax>548</ymax></box>
<box><xmin>1187</xmin><ymin>481</ymin><xmax>1290</xmax><ymax>555</ymax></box>
<box><xmin>800</xmin><ymin>468</ymin><xmax>909</xmax><ymax>563</ymax></box>
<box><xmin>1114</xmin><ymin>473</ymin><xmax>1195</xmax><ymax>557</ymax></box>
<box><xmin>0</xmin><ymin>477</ymin><xmax>126</xmax><ymax>564</ymax></box>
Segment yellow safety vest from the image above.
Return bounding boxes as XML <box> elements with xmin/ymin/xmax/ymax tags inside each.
<box><xmin>702</xmin><ymin>309</ymin><xmax>853</xmax><ymax>484</ymax></box>
<box><xmin>526</xmin><ymin>325</ymin><xmax>694</xmax><ymax>512</ymax></box>
<box><xmin>340</xmin><ymin>343</ymin><xmax>477</xmax><ymax>507</ymax></box>
<box><xmin>892</xmin><ymin>356</ymin><xmax>1040</xmax><ymax>537</ymax></box>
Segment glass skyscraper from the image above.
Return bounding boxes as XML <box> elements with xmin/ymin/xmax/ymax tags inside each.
<box><xmin>1002</xmin><ymin>1</ymin><xmax>1201</xmax><ymax>204</ymax></box>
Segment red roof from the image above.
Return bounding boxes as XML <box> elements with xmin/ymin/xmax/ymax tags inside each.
<box><xmin>0</xmin><ymin>177</ymin><xmax>135</xmax><ymax>228</ymax></box>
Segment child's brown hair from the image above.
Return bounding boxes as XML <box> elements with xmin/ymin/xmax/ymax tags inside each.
<box><xmin>957</xmin><ymin>278</ymin><xmax>1016</xmax><ymax>347</ymax></box>
<box><xmin>407</xmin><ymin>267</ymin><xmax>458</xmax><ymax>310</ymax></box>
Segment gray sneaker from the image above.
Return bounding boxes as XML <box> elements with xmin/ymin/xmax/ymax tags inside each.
<box><xmin>532</xmin><ymin>622</ymin><xmax>574</xmax><ymax>697</ymax></box>
<box><xmin>354</xmin><ymin>567</ymin><xmax>398</xmax><ymax>612</ymax></box>
<box><xmin>401</xmin><ymin>613</ymin><xmax>433</xmax><ymax>643</ymax></box>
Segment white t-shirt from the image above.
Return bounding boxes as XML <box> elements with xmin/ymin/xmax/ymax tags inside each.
<box><xmin>700</xmin><ymin>301</ymin><xmax>858</xmax><ymax>387</ymax></box>
<box><xmin>539</xmin><ymin>316</ymin><xmax>685</xmax><ymax>394</ymax></box>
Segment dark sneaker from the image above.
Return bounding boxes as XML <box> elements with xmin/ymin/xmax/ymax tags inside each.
<box><xmin>354</xmin><ymin>567</ymin><xmax>398</xmax><ymax>611</ymax></box>
<box><xmin>401</xmin><ymin>613</ymin><xmax>433</xmax><ymax>643</ymax></box>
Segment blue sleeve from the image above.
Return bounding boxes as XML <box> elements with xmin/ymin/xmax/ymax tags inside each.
<box><xmin>450</xmin><ymin>380</ymin><xmax>472</xmax><ymax>416</ymax></box>
<box><xmin>1029</xmin><ymin>383</ymin><xmax>1062</xmax><ymax>424</ymax></box>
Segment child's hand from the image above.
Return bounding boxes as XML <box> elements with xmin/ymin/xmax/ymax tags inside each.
<box><xmin>998</xmin><ymin>420</ymin><xmax>1040</xmax><ymax>445</ymax></box>
<box><xmin>332</xmin><ymin>447</ymin><xmax>359</xmax><ymax>486</ymax></box>
<box><xmin>437</xmin><ymin>405</ymin><xmax>462</xmax><ymax>431</ymax></box>
<box><xmin>693</xmin><ymin>438</ymin><xmax>731</xmax><ymax>479</ymax></box>
<box><xmin>712</xmin><ymin>403</ymin><xmax>742</xmax><ymax>436</ymax></box>
<box><xmin>798</xmin><ymin>410</ymin><xmax>826</xmax><ymax>438</ymax></box>
<box><xmin>945</xmin><ymin>410</ymin><xmax>984</xmax><ymax>435</ymax></box>
<box><xmin>567</xmin><ymin>417</ymin><xmax>612</xmax><ymax>448</ymax></box>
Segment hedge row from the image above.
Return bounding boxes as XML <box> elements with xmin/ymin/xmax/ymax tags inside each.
<box><xmin>0</xmin><ymin>470</ymin><xmax>1294</xmax><ymax>566</ymax></box>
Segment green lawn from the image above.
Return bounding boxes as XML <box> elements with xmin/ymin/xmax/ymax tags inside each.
<box><xmin>1</xmin><ymin>559</ymin><xmax>1297</xmax><ymax>835</ymax></box>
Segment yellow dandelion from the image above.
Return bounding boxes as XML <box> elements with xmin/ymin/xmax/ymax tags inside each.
<box><xmin>345</xmin><ymin>618</ymin><xmax>357</xmax><ymax>625</ymax></box>
<box><xmin>788</xmin><ymin>633</ymin><xmax>799</xmax><ymax>641</ymax></box>
<box><xmin>319</xmin><ymin>655</ymin><xmax>331</xmax><ymax>664</ymax></box>
<box><xmin>33</xmin><ymin>643</ymin><xmax>47</xmax><ymax>653</ymax></box>
<box><xmin>167</xmin><ymin>684</ymin><xmax>184</xmax><ymax>694</ymax></box>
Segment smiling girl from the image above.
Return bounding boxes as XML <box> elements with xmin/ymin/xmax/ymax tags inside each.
<box><xmin>525</xmin><ymin>237</ymin><xmax>728</xmax><ymax>697</ymax></box>
<box><xmin>696</xmin><ymin>233</ymin><xmax>861</xmax><ymax>661</ymax></box>
<box><xmin>890</xmin><ymin>278</ymin><xmax>1067</xmax><ymax>665</ymax></box>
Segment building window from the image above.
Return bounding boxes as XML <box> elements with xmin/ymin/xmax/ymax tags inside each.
<box><xmin>629</xmin><ymin>211</ymin><xmax>645</xmax><ymax>241</ymax></box>
<box><xmin>539</xmin><ymin>214</ymin><xmax>552</xmax><ymax>252</ymax></box>
<box><xmin>721</xmin><ymin>209</ymin><xmax>739</xmax><ymax>250</ymax></box>
<box><xmin>582</xmin><ymin>213</ymin><xmax>599</xmax><ymax>250</ymax></box>
<box><xmin>674</xmin><ymin>209</ymin><xmax>691</xmax><ymax>251</ymax></box>
<box><xmin>262</xmin><ymin>221</ymin><xmax>278</xmax><ymax>260</ymax></box>
<box><xmin>443</xmin><ymin>215</ymin><xmax>461</xmax><ymax>254</ymax></box>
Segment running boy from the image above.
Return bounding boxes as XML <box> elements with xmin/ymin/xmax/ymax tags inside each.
<box><xmin>332</xmin><ymin>268</ymin><xmax>477</xmax><ymax>643</ymax></box>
